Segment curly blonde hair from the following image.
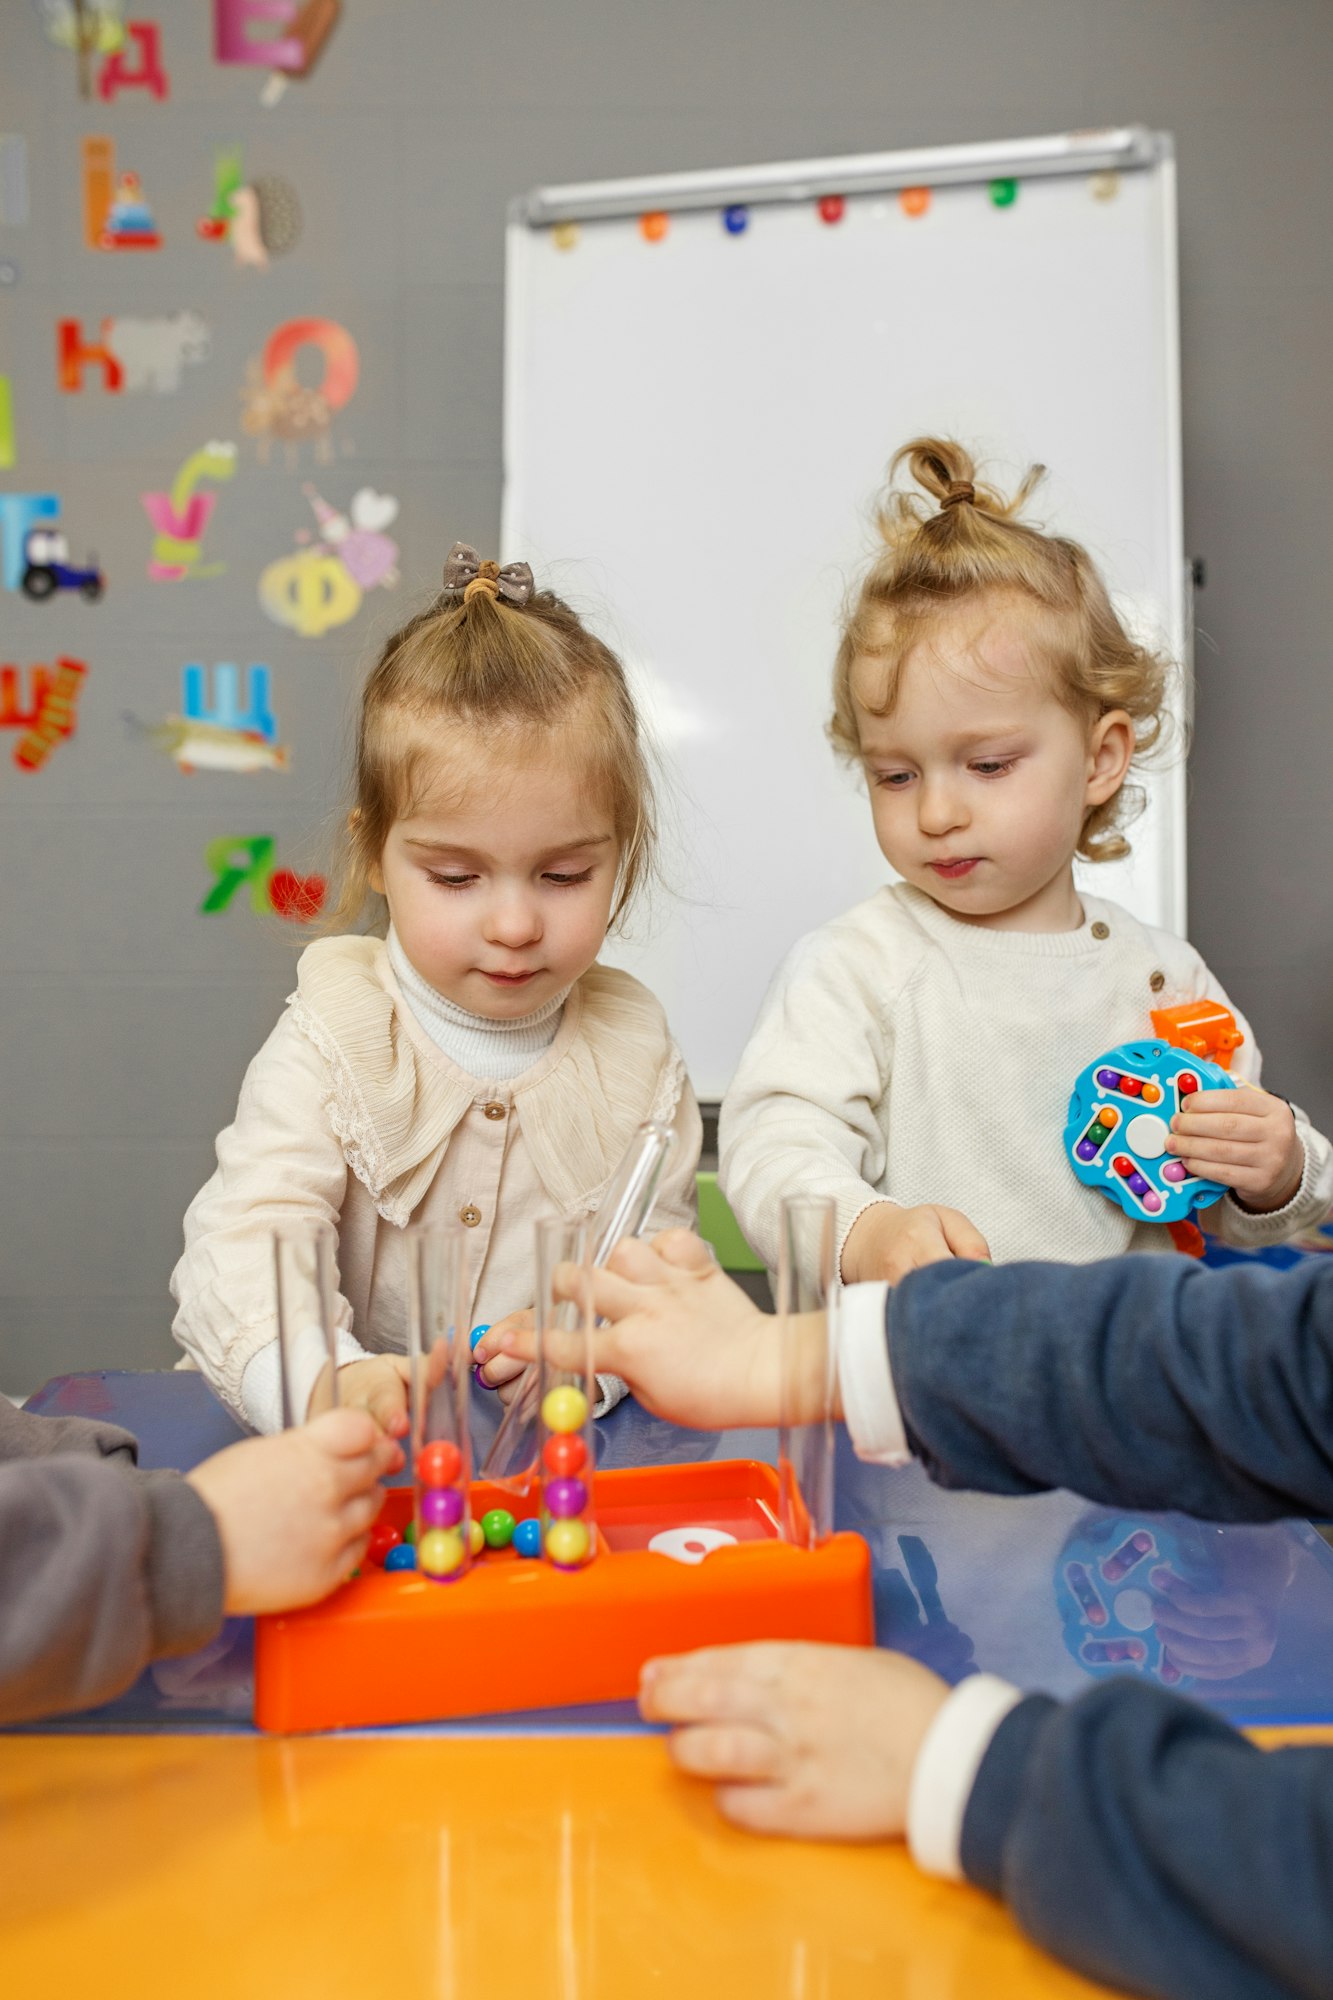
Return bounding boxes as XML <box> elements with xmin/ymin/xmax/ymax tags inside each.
<box><xmin>327</xmin><ymin>575</ymin><xmax>656</xmax><ymax>932</ymax></box>
<box><xmin>831</xmin><ymin>438</ymin><xmax>1172</xmax><ymax>862</ymax></box>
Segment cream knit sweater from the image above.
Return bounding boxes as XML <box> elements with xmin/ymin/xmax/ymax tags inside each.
<box><xmin>720</xmin><ymin>884</ymin><xmax>1332</xmax><ymax>1279</ymax></box>
<box><xmin>172</xmin><ymin>936</ymin><xmax>701</xmax><ymax>1427</ymax></box>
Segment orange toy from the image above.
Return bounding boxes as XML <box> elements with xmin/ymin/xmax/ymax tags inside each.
<box><xmin>1150</xmin><ymin>999</ymin><xmax>1244</xmax><ymax>1072</ymax></box>
<box><xmin>255</xmin><ymin>1461</ymin><xmax>873</xmax><ymax>1734</ymax></box>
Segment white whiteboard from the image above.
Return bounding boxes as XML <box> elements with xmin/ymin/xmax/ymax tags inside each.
<box><xmin>504</xmin><ymin>130</ymin><xmax>1186</xmax><ymax>1099</ymax></box>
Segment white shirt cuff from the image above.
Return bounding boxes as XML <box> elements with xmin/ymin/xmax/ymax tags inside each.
<box><xmin>835</xmin><ymin>1280</ymin><xmax>912</xmax><ymax>1466</ymax></box>
<box><xmin>907</xmin><ymin>1673</ymin><xmax>1025</xmax><ymax>1880</ymax></box>
<box><xmin>835</xmin><ymin>1195</ymin><xmax>901</xmax><ymax>1283</ymax></box>
<box><xmin>240</xmin><ymin>1327</ymin><xmax>368</xmax><ymax>1433</ymax></box>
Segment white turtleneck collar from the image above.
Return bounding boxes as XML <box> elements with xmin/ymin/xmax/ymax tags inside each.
<box><xmin>386</xmin><ymin>929</ymin><xmax>570</xmax><ymax>1081</ymax></box>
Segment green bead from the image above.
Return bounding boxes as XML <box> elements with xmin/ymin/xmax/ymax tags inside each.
<box><xmin>989</xmin><ymin>177</ymin><xmax>1018</xmax><ymax>208</ymax></box>
<box><xmin>402</xmin><ymin>1518</ymin><xmax>418</xmax><ymax>1545</ymax></box>
<box><xmin>481</xmin><ymin>1507</ymin><xmax>516</xmax><ymax>1549</ymax></box>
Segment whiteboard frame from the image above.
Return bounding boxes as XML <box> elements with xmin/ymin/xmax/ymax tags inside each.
<box><xmin>503</xmin><ymin>131</ymin><xmax>1188</xmax><ymax>1088</ymax></box>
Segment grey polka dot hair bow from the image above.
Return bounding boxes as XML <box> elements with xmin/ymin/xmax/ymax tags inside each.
<box><xmin>442</xmin><ymin>542</ymin><xmax>535</xmax><ymax>605</ymax></box>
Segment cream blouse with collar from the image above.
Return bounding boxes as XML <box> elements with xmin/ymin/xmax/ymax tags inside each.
<box><xmin>171</xmin><ymin>935</ymin><xmax>701</xmax><ymax>1426</ymax></box>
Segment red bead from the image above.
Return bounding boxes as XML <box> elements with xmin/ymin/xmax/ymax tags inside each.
<box><xmin>1113</xmin><ymin>1155</ymin><xmax>1134</xmax><ymax>1178</ymax></box>
<box><xmin>367</xmin><ymin>1520</ymin><xmax>402</xmax><ymax>1567</ymax></box>
<box><xmin>1120</xmin><ymin>1075</ymin><xmax>1142</xmax><ymax>1097</ymax></box>
<box><xmin>817</xmin><ymin>194</ymin><xmax>845</xmax><ymax>224</ymax></box>
<box><xmin>417</xmin><ymin>1439</ymin><xmax>461</xmax><ymax>1487</ymax></box>
<box><xmin>542</xmin><ymin>1431</ymin><xmax>588</xmax><ymax>1478</ymax></box>
<box><xmin>1179</xmin><ymin>1073</ymin><xmax>1199</xmax><ymax>1096</ymax></box>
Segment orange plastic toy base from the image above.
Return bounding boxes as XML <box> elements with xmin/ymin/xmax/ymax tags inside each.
<box><xmin>255</xmin><ymin>1461</ymin><xmax>873</xmax><ymax>1734</ymax></box>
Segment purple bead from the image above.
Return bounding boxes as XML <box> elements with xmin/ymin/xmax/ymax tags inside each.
<box><xmin>1076</xmin><ymin>1139</ymin><xmax>1098</xmax><ymax>1162</ymax></box>
<box><xmin>1096</xmin><ymin>1069</ymin><xmax>1120</xmax><ymax>1090</ymax></box>
<box><xmin>1128</xmin><ymin>1172</ymin><xmax>1150</xmax><ymax>1197</ymax></box>
<box><xmin>420</xmin><ymin>1485</ymin><xmax>464</xmax><ymax>1530</ymax></box>
<box><xmin>545</xmin><ymin>1475</ymin><xmax>588</xmax><ymax>1520</ymax></box>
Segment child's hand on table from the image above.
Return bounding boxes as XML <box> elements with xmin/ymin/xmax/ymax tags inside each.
<box><xmin>841</xmin><ymin>1202</ymin><xmax>991</xmax><ymax>1284</ymax></box>
<box><xmin>1168</xmin><ymin>1085</ymin><xmax>1304</xmax><ymax>1213</ymax></box>
<box><xmin>492</xmin><ymin>1229</ymin><xmax>831</xmax><ymax>1430</ymax></box>
<box><xmin>186</xmin><ymin>1410</ymin><xmax>402</xmax><ymax>1614</ymax></box>
<box><xmin>639</xmin><ymin>1641</ymin><xmax>950</xmax><ymax>1839</ymax></box>
<box><xmin>472</xmin><ymin>1309</ymin><xmax>536</xmax><ymax>1405</ymax></box>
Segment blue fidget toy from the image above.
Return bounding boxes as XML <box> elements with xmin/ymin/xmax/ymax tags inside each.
<box><xmin>1056</xmin><ymin>1514</ymin><xmax>1212</xmax><ymax>1691</ymax></box>
<box><xmin>1064</xmin><ymin>1039</ymin><xmax>1236</xmax><ymax>1226</ymax></box>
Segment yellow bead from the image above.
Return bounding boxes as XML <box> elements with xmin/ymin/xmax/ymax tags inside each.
<box><xmin>541</xmin><ymin>1385</ymin><xmax>588</xmax><ymax>1435</ymax></box>
<box><xmin>545</xmin><ymin>1517</ymin><xmax>591</xmax><ymax>1567</ymax></box>
<box><xmin>468</xmin><ymin>1517</ymin><xmax>485</xmax><ymax>1556</ymax></box>
<box><xmin>552</xmin><ymin>221</ymin><xmax>579</xmax><ymax>251</ymax></box>
<box><xmin>419</xmin><ymin>1527</ymin><xmax>466</xmax><ymax>1578</ymax></box>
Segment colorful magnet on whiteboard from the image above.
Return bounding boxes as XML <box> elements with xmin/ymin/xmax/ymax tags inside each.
<box><xmin>1090</xmin><ymin>172</ymin><xmax>1120</xmax><ymax>202</ymax></box>
<box><xmin>899</xmin><ymin>186</ymin><xmax>930</xmax><ymax>218</ymax></box>
<box><xmin>722</xmin><ymin>205</ymin><xmax>748</xmax><ymax>235</ymax></box>
<box><xmin>551</xmin><ymin>221</ymin><xmax>579</xmax><ymax>251</ymax></box>
<box><xmin>817</xmin><ymin>195</ymin><xmax>845</xmax><ymax>224</ymax></box>
<box><xmin>0</xmin><ymin>378</ymin><xmax>13</xmax><ymax>470</ymax></box>
<box><xmin>989</xmin><ymin>178</ymin><xmax>1018</xmax><ymax>209</ymax></box>
<box><xmin>639</xmin><ymin>211</ymin><xmax>669</xmax><ymax>243</ymax></box>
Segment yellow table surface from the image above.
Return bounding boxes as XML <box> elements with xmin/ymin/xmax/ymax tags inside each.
<box><xmin>5</xmin><ymin>1727</ymin><xmax>1328</xmax><ymax>1998</ymax></box>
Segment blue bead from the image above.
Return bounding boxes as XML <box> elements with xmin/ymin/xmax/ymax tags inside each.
<box><xmin>723</xmin><ymin>204</ymin><xmax>749</xmax><ymax>234</ymax></box>
<box><xmin>513</xmin><ymin>1517</ymin><xmax>542</xmax><ymax>1558</ymax></box>
<box><xmin>384</xmin><ymin>1544</ymin><xmax>417</xmax><ymax>1571</ymax></box>
<box><xmin>469</xmin><ymin>1325</ymin><xmax>490</xmax><ymax>1350</ymax></box>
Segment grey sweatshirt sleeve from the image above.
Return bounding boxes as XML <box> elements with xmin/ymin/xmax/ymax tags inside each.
<box><xmin>961</xmin><ymin>1681</ymin><xmax>1333</xmax><ymax>2000</ymax></box>
<box><xmin>0</xmin><ymin>1430</ymin><xmax>225</xmax><ymax>1725</ymax></box>
<box><xmin>0</xmin><ymin>1391</ymin><xmax>141</xmax><ymax>1466</ymax></box>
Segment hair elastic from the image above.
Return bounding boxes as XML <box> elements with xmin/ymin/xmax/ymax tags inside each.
<box><xmin>442</xmin><ymin>542</ymin><xmax>535</xmax><ymax>606</ymax></box>
<box><xmin>940</xmin><ymin>481</ymin><xmax>976</xmax><ymax>510</ymax></box>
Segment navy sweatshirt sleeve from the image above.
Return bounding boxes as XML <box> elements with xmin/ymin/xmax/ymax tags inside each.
<box><xmin>888</xmin><ymin>1255</ymin><xmax>1333</xmax><ymax>2000</ymax></box>
<box><xmin>890</xmin><ymin>1254</ymin><xmax>1333</xmax><ymax>1520</ymax></box>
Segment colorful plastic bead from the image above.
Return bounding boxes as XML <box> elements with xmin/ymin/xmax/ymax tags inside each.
<box><xmin>542</xmin><ymin>1432</ymin><xmax>587</xmax><ymax>1478</ymax></box>
<box><xmin>468</xmin><ymin>1517</ymin><xmax>486</xmax><ymax>1556</ymax></box>
<box><xmin>1120</xmin><ymin>1076</ymin><xmax>1142</xmax><ymax>1098</ymax></box>
<box><xmin>481</xmin><ymin>1508</ymin><xmax>517</xmax><ymax>1549</ymax></box>
<box><xmin>1178</xmin><ymin>1073</ymin><xmax>1199</xmax><ymax>1097</ymax></box>
<box><xmin>545</xmin><ymin>1475</ymin><xmax>588</xmax><ymax>1519</ymax></box>
<box><xmin>367</xmin><ymin>1520</ymin><xmax>403</xmax><ymax>1567</ymax></box>
<box><xmin>420</xmin><ymin>1485</ymin><xmax>464</xmax><ymax>1531</ymax></box>
<box><xmin>402</xmin><ymin>1518</ymin><xmax>418</xmax><ymax>1545</ymax></box>
<box><xmin>417</xmin><ymin>1439</ymin><xmax>461</xmax><ymax>1487</ymax></box>
<box><xmin>513</xmin><ymin>1517</ymin><xmax>542</xmax><ymax>1558</ymax></box>
<box><xmin>419</xmin><ymin>1527</ymin><xmax>466</xmax><ymax>1578</ymax></box>
<box><xmin>541</xmin><ymin>1385</ymin><xmax>588</xmax><ymax>1435</ymax></box>
<box><xmin>1141</xmin><ymin>1084</ymin><xmax>1162</xmax><ymax>1105</ymax></box>
<box><xmin>384</xmin><ymin>1543</ymin><xmax>416</xmax><ymax>1571</ymax></box>
<box><xmin>1096</xmin><ymin>1069</ymin><xmax>1120</xmax><ymax>1090</ymax></box>
<box><xmin>1100</xmin><ymin>1106</ymin><xmax>1120</xmax><ymax>1127</ymax></box>
<box><xmin>545</xmin><ymin>1517</ymin><xmax>591</xmax><ymax>1567</ymax></box>
<box><xmin>469</xmin><ymin>1325</ymin><xmax>490</xmax><ymax>1351</ymax></box>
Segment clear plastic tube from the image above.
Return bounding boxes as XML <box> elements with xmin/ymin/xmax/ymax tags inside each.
<box><xmin>480</xmin><ymin>1120</ymin><xmax>676</xmax><ymax>1485</ymax></box>
<box><xmin>272</xmin><ymin>1221</ymin><xmax>339</xmax><ymax>1428</ymax></box>
<box><xmin>535</xmin><ymin>1217</ymin><xmax>597</xmax><ymax>1568</ymax></box>
<box><xmin>776</xmin><ymin>1195</ymin><xmax>836</xmax><ymax>1548</ymax></box>
<box><xmin>406</xmin><ymin>1223</ymin><xmax>473</xmax><ymax>1583</ymax></box>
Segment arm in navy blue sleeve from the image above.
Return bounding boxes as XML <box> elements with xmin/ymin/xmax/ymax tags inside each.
<box><xmin>889</xmin><ymin>1256</ymin><xmax>1333</xmax><ymax>1521</ymax></box>
<box><xmin>961</xmin><ymin>1679</ymin><xmax>1333</xmax><ymax>2000</ymax></box>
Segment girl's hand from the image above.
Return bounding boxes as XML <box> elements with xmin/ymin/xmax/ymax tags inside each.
<box><xmin>186</xmin><ymin>1409</ymin><xmax>403</xmax><ymax>1614</ymax></box>
<box><xmin>472</xmin><ymin>1310</ymin><xmax>535</xmax><ymax>1402</ymax></box>
<box><xmin>491</xmin><ymin>1229</ymin><xmax>827</xmax><ymax>1431</ymax></box>
<box><xmin>639</xmin><ymin>1642</ymin><xmax>950</xmax><ymax>1840</ymax></box>
<box><xmin>841</xmin><ymin>1202</ymin><xmax>990</xmax><ymax>1285</ymax></box>
<box><xmin>309</xmin><ymin>1356</ymin><xmax>412</xmax><ymax>1437</ymax></box>
<box><xmin>1168</xmin><ymin>1086</ymin><xmax>1304</xmax><ymax>1213</ymax></box>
